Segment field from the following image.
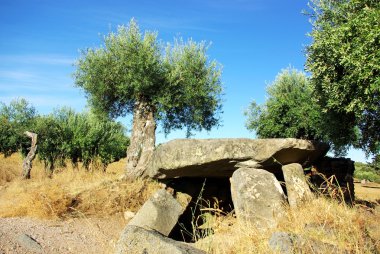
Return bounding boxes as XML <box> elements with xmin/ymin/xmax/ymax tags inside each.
<box><xmin>0</xmin><ymin>153</ymin><xmax>379</xmax><ymax>253</ymax></box>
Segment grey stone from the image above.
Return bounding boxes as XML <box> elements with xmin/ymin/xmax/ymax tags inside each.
<box><xmin>230</xmin><ymin>168</ymin><xmax>286</xmax><ymax>228</ymax></box>
<box><xmin>17</xmin><ymin>234</ymin><xmax>42</xmax><ymax>253</ymax></box>
<box><xmin>268</xmin><ymin>232</ymin><xmax>349</xmax><ymax>254</ymax></box>
<box><xmin>127</xmin><ymin>189</ymin><xmax>191</xmax><ymax>236</ymax></box>
<box><xmin>148</xmin><ymin>138</ymin><xmax>328</xmax><ymax>179</ymax></box>
<box><xmin>268</xmin><ymin>232</ymin><xmax>294</xmax><ymax>254</ymax></box>
<box><xmin>282</xmin><ymin>163</ymin><xmax>313</xmax><ymax>208</ymax></box>
<box><xmin>115</xmin><ymin>225</ymin><xmax>206</xmax><ymax>254</ymax></box>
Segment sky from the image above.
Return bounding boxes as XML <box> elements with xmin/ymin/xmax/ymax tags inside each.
<box><xmin>0</xmin><ymin>0</ymin><xmax>369</xmax><ymax>162</ymax></box>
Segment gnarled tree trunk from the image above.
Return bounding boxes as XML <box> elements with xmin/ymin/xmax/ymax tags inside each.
<box><xmin>22</xmin><ymin>131</ymin><xmax>38</xmax><ymax>179</ymax></box>
<box><xmin>125</xmin><ymin>100</ymin><xmax>156</xmax><ymax>179</ymax></box>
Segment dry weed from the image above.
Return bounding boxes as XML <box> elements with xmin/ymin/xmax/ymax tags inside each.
<box><xmin>195</xmin><ymin>197</ymin><xmax>379</xmax><ymax>253</ymax></box>
<box><xmin>0</xmin><ymin>154</ymin><xmax>160</xmax><ymax>219</ymax></box>
<box><xmin>0</xmin><ymin>153</ymin><xmax>23</xmax><ymax>185</ymax></box>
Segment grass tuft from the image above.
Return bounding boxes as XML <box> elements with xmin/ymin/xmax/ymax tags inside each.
<box><xmin>0</xmin><ymin>153</ymin><xmax>160</xmax><ymax>219</ymax></box>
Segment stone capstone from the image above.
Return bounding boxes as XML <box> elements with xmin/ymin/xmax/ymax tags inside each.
<box><xmin>147</xmin><ymin>138</ymin><xmax>329</xmax><ymax>179</ymax></box>
<box><xmin>282</xmin><ymin>163</ymin><xmax>313</xmax><ymax>208</ymax></box>
<box><xmin>127</xmin><ymin>189</ymin><xmax>191</xmax><ymax>236</ymax></box>
<box><xmin>230</xmin><ymin>167</ymin><xmax>286</xmax><ymax>228</ymax></box>
<box><xmin>115</xmin><ymin>225</ymin><xmax>206</xmax><ymax>254</ymax></box>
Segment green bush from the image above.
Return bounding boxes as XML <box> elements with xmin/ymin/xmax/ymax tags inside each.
<box><xmin>0</xmin><ymin>99</ymin><xmax>37</xmax><ymax>156</ymax></box>
<box><xmin>354</xmin><ymin>162</ymin><xmax>380</xmax><ymax>183</ymax></box>
<box><xmin>34</xmin><ymin>108</ymin><xmax>129</xmax><ymax>172</ymax></box>
<box><xmin>0</xmin><ymin>99</ymin><xmax>129</xmax><ymax>173</ymax></box>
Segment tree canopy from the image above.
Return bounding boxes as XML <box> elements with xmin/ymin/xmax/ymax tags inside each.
<box><xmin>245</xmin><ymin>68</ymin><xmax>357</xmax><ymax>155</ymax></box>
<box><xmin>74</xmin><ymin>19</ymin><xmax>223</xmax><ymax>178</ymax></box>
<box><xmin>306</xmin><ymin>0</ymin><xmax>380</xmax><ymax>155</ymax></box>
<box><xmin>0</xmin><ymin>98</ymin><xmax>36</xmax><ymax>156</ymax></box>
<box><xmin>74</xmin><ymin>19</ymin><xmax>222</xmax><ymax>136</ymax></box>
<box><xmin>245</xmin><ymin>68</ymin><xmax>324</xmax><ymax>140</ymax></box>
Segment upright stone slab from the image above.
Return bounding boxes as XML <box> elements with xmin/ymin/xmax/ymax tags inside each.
<box><xmin>147</xmin><ymin>138</ymin><xmax>329</xmax><ymax>179</ymax></box>
<box><xmin>127</xmin><ymin>189</ymin><xmax>191</xmax><ymax>236</ymax></box>
<box><xmin>282</xmin><ymin>163</ymin><xmax>313</xmax><ymax>208</ymax></box>
<box><xmin>230</xmin><ymin>168</ymin><xmax>286</xmax><ymax>228</ymax></box>
<box><xmin>115</xmin><ymin>225</ymin><xmax>206</xmax><ymax>254</ymax></box>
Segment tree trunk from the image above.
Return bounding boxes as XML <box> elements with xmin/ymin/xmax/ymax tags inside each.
<box><xmin>125</xmin><ymin>100</ymin><xmax>156</xmax><ymax>179</ymax></box>
<box><xmin>22</xmin><ymin>131</ymin><xmax>38</xmax><ymax>179</ymax></box>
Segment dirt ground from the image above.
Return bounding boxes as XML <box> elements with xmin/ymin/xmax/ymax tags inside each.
<box><xmin>355</xmin><ymin>182</ymin><xmax>380</xmax><ymax>202</ymax></box>
<box><xmin>0</xmin><ymin>216</ymin><xmax>125</xmax><ymax>254</ymax></box>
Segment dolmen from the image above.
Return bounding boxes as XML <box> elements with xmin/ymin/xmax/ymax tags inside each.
<box><xmin>115</xmin><ymin>138</ymin><xmax>354</xmax><ymax>254</ymax></box>
<box><xmin>146</xmin><ymin>138</ymin><xmax>328</xmax><ymax>178</ymax></box>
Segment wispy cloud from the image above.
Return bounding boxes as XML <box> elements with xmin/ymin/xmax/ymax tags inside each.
<box><xmin>202</xmin><ymin>0</ymin><xmax>266</xmax><ymax>12</ymax></box>
<box><xmin>0</xmin><ymin>54</ymin><xmax>75</xmax><ymax>66</ymax></box>
<box><xmin>140</xmin><ymin>17</ymin><xmax>219</xmax><ymax>33</ymax></box>
<box><xmin>0</xmin><ymin>71</ymin><xmax>37</xmax><ymax>81</ymax></box>
<box><xmin>0</xmin><ymin>82</ymin><xmax>75</xmax><ymax>93</ymax></box>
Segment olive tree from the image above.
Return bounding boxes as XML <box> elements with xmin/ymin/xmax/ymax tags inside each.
<box><xmin>0</xmin><ymin>99</ymin><xmax>37</xmax><ymax>156</ymax></box>
<box><xmin>34</xmin><ymin>108</ymin><xmax>129</xmax><ymax>173</ymax></box>
<box><xmin>74</xmin><ymin>19</ymin><xmax>222</xmax><ymax>178</ymax></box>
<box><xmin>306</xmin><ymin>0</ymin><xmax>380</xmax><ymax>155</ymax></box>
<box><xmin>245</xmin><ymin>68</ymin><xmax>324</xmax><ymax>140</ymax></box>
<box><xmin>245</xmin><ymin>68</ymin><xmax>356</xmax><ymax>155</ymax></box>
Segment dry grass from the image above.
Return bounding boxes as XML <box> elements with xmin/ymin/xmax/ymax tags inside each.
<box><xmin>195</xmin><ymin>197</ymin><xmax>379</xmax><ymax>253</ymax></box>
<box><xmin>0</xmin><ymin>153</ymin><xmax>23</xmax><ymax>185</ymax></box>
<box><xmin>355</xmin><ymin>182</ymin><xmax>380</xmax><ymax>202</ymax></box>
<box><xmin>1</xmin><ymin>154</ymin><xmax>379</xmax><ymax>253</ymax></box>
<box><xmin>0</xmin><ymin>153</ymin><xmax>160</xmax><ymax>219</ymax></box>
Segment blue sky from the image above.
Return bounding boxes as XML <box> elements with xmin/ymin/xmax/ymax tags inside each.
<box><xmin>0</xmin><ymin>0</ymin><xmax>368</xmax><ymax>162</ymax></box>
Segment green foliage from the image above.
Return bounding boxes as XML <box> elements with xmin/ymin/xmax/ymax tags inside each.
<box><xmin>245</xmin><ymin>68</ymin><xmax>358</xmax><ymax>155</ymax></box>
<box><xmin>245</xmin><ymin>68</ymin><xmax>324</xmax><ymax>140</ymax></box>
<box><xmin>74</xmin><ymin>19</ymin><xmax>222</xmax><ymax>137</ymax></box>
<box><xmin>34</xmin><ymin>108</ymin><xmax>129</xmax><ymax>172</ymax></box>
<box><xmin>306</xmin><ymin>0</ymin><xmax>380</xmax><ymax>155</ymax></box>
<box><xmin>34</xmin><ymin>115</ymin><xmax>67</xmax><ymax>170</ymax></box>
<box><xmin>0</xmin><ymin>117</ymin><xmax>18</xmax><ymax>157</ymax></box>
<box><xmin>354</xmin><ymin>162</ymin><xmax>380</xmax><ymax>183</ymax></box>
<box><xmin>370</xmin><ymin>154</ymin><xmax>380</xmax><ymax>171</ymax></box>
<box><xmin>0</xmin><ymin>99</ymin><xmax>37</xmax><ymax>156</ymax></box>
<box><xmin>0</xmin><ymin>99</ymin><xmax>129</xmax><ymax>172</ymax></box>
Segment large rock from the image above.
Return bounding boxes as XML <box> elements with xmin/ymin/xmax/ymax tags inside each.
<box><xmin>115</xmin><ymin>225</ymin><xmax>206</xmax><ymax>254</ymax></box>
<box><xmin>282</xmin><ymin>163</ymin><xmax>313</xmax><ymax>208</ymax></box>
<box><xmin>268</xmin><ymin>232</ymin><xmax>349</xmax><ymax>254</ymax></box>
<box><xmin>127</xmin><ymin>189</ymin><xmax>191</xmax><ymax>236</ymax></box>
<box><xmin>230</xmin><ymin>167</ymin><xmax>286</xmax><ymax>228</ymax></box>
<box><xmin>148</xmin><ymin>138</ymin><xmax>328</xmax><ymax>179</ymax></box>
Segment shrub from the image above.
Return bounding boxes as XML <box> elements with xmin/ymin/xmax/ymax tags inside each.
<box><xmin>354</xmin><ymin>162</ymin><xmax>380</xmax><ymax>183</ymax></box>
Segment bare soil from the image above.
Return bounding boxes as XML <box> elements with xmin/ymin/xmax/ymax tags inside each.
<box><xmin>0</xmin><ymin>216</ymin><xmax>125</xmax><ymax>254</ymax></box>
